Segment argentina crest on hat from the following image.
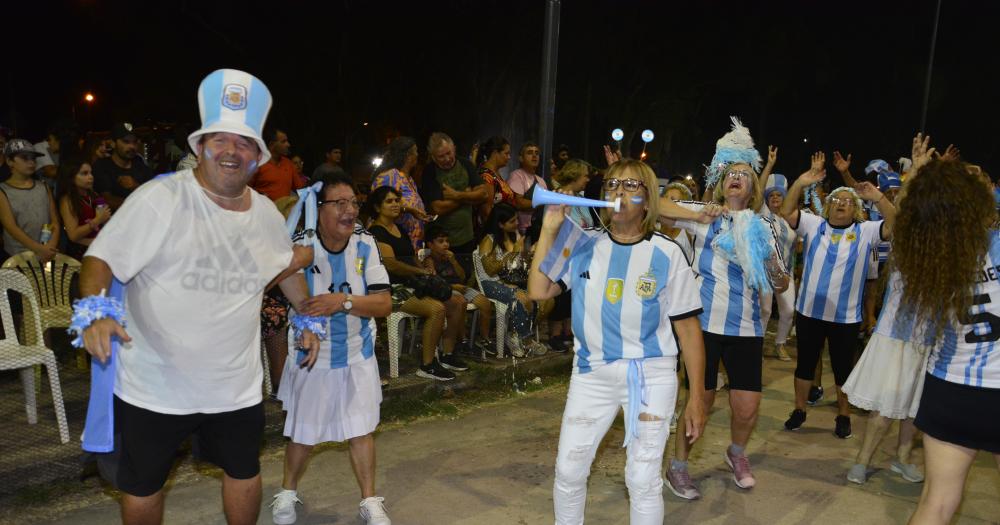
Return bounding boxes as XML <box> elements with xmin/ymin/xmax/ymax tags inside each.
<box><xmin>765</xmin><ymin>173</ymin><xmax>788</xmax><ymax>198</ymax></box>
<box><xmin>188</xmin><ymin>69</ymin><xmax>273</xmax><ymax>164</ymax></box>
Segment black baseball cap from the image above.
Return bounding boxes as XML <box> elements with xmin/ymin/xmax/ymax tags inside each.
<box><xmin>111</xmin><ymin>122</ymin><xmax>138</xmax><ymax>141</ymax></box>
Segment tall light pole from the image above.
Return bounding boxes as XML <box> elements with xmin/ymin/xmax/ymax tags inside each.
<box><xmin>919</xmin><ymin>0</ymin><xmax>943</xmax><ymax>132</ymax></box>
<box><xmin>538</xmin><ymin>0</ymin><xmax>561</xmax><ymax>184</ymax></box>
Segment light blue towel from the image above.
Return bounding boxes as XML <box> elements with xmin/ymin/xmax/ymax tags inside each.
<box><xmin>81</xmin><ymin>278</ymin><xmax>125</xmax><ymax>453</ymax></box>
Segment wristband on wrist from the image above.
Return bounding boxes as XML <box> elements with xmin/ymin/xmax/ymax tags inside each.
<box><xmin>68</xmin><ymin>292</ymin><xmax>126</xmax><ymax>348</ymax></box>
<box><xmin>290</xmin><ymin>313</ymin><xmax>328</xmax><ymax>341</ymax></box>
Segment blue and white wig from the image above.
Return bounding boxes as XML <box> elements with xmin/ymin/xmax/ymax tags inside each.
<box><xmin>705</xmin><ymin>116</ymin><xmax>762</xmax><ymax>189</ymax></box>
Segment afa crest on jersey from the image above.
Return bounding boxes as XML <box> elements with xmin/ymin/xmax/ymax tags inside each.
<box><xmin>635</xmin><ymin>270</ymin><xmax>657</xmax><ymax>299</ymax></box>
<box><xmin>605</xmin><ymin>278</ymin><xmax>624</xmax><ymax>304</ymax></box>
<box><xmin>355</xmin><ymin>257</ymin><xmax>364</xmax><ymax>275</ymax></box>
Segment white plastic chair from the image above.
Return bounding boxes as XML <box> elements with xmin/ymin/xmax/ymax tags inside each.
<box><xmin>471</xmin><ymin>248</ymin><xmax>509</xmax><ymax>358</ymax></box>
<box><xmin>0</xmin><ymin>269</ymin><xmax>70</xmax><ymax>443</ymax></box>
<box><xmin>386</xmin><ymin>310</ymin><xmax>420</xmax><ymax>379</ymax></box>
<box><xmin>3</xmin><ymin>252</ymin><xmax>84</xmax><ymax>370</ymax></box>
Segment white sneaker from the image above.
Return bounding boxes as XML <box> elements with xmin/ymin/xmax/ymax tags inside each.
<box><xmin>359</xmin><ymin>496</ymin><xmax>391</xmax><ymax>524</ymax></box>
<box><xmin>270</xmin><ymin>489</ymin><xmax>302</xmax><ymax>525</ymax></box>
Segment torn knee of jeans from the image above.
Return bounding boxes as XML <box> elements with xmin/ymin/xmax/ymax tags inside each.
<box><xmin>630</xmin><ymin>420</ymin><xmax>666</xmax><ymax>462</ymax></box>
<box><xmin>638</xmin><ymin>411</ymin><xmax>665</xmax><ymax>422</ymax></box>
<box><xmin>566</xmin><ymin>445</ymin><xmax>591</xmax><ymax>462</ymax></box>
<box><xmin>566</xmin><ymin>415</ymin><xmax>597</xmax><ymax>426</ymax></box>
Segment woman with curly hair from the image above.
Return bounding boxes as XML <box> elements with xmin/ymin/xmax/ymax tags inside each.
<box><xmin>371</xmin><ymin>136</ymin><xmax>431</xmax><ymax>250</ymax></box>
<box><xmin>895</xmin><ymin>152</ymin><xmax>1000</xmax><ymax>525</ymax></box>
<box><xmin>780</xmin><ymin>151</ymin><xmax>895</xmax><ymax>439</ymax></box>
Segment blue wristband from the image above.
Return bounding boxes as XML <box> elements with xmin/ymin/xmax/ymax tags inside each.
<box><xmin>68</xmin><ymin>294</ymin><xmax>127</xmax><ymax>348</ymax></box>
<box><xmin>290</xmin><ymin>313</ymin><xmax>328</xmax><ymax>341</ymax></box>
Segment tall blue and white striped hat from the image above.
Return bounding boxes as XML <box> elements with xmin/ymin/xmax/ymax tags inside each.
<box><xmin>764</xmin><ymin>173</ymin><xmax>788</xmax><ymax>198</ymax></box>
<box><xmin>188</xmin><ymin>69</ymin><xmax>273</xmax><ymax>163</ymax></box>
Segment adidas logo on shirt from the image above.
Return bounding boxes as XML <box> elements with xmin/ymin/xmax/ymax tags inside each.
<box><xmin>181</xmin><ymin>237</ymin><xmax>270</xmax><ymax>294</ymax></box>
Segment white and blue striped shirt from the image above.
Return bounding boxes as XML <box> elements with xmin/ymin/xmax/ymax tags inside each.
<box><xmin>795</xmin><ymin>212</ymin><xmax>883</xmax><ymax>324</ymax></box>
<box><xmin>760</xmin><ymin>207</ymin><xmax>797</xmax><ymax>272</ymax></box>
<box><xmin>296</xmin><ymin>228</ymin><xmax>391</xmax><ymax>369</ymax></box>
<box><xmin>874</xmin><ymin>269</ymin><xmax>934</xmax><ymax>345</ymax></box>
<box><xmin>675</xmin><ymin>202</ymin><xmax>784</xmax><ymax>337</ymax></box>
<box><xmin>539</xmin><ymin>220</ymin><xmax>702</xmax><ymax>373</ymax></box>
<box><xmin>927</xmin><ymin>230</ymin><xmax>1000</xmax><ymax>388</ymax></box>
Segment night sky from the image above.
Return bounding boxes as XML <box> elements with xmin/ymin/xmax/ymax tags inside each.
<box><xmin>6</xmin><ymin>0</ymin><xmax>998</xmax><ymax>184</ymax></box>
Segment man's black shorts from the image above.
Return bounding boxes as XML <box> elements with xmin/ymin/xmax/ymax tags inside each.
<box><xmin>97</xmin><ymin>396</ymin><xmax>264</xmax><ymax>496</ymax></box>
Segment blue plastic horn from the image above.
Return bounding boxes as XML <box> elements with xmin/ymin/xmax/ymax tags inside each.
<box><xmin>532</xmin><ymin>186</ymin><xmax>621</xmax><ymax>212</ymax></box>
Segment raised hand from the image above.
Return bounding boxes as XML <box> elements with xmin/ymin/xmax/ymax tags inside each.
<box><xmin>911</xmin><ymin>133</ymin><xmax>936</xmax><ymax>171</ymax></box>
<box><xmin>603</xmin><ymin>145</ymin><xmax>623</xmax><ymax>167</ymax></box>
<box><xmin>766</xmin><ymin>145</ymin><xmax>778</xmax><ymax>168</ymax></box>
<box><xmin>798</xmin><ymin>166</ymin><xmax>827</xmax><ymax>187</ymax></box>
<box><xmin>832</xmin><ymin>151</ymin><xmax>852</xmax><ymax>174</ymax></box>
<box><xmin>937</xmin><ymin>144</ymin><xmax>960</xmax><ymax>161</ymax></box>
<box><xmin>853</xmin><ymin>181</ymin><xmax>883</xmax><ymax>202</ymax></box>
<box><xmin>810</xmin><ymin>151</ymin><xmax>826</xmax><ymax>173</ymax></box>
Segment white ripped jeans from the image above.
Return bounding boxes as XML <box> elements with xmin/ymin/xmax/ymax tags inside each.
<box><xmin>760</xmin><ymin>282</ymin><xmax>796</xmax><ymax>345</ymax></box>
<box><xmin>553</xmin><ymin>357</ymin><xmax>678</xmax><ymax>525</ymax></box>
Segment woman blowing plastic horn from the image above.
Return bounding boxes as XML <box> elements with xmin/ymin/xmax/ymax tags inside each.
<box><xmin>529</xmin><ymin>159</ymin><xmax>711</xmax><ymax>525</ymax></box>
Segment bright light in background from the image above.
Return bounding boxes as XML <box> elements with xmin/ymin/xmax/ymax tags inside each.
<box><xmin>371</xmin><ymin>156</ymin><xmax>383</xmax><ymax>168</ymax></box>
<box><xmin>684</xmin><ymin>174</ymin><xmax>693</xmax><ymax>180</ymax></box>
<box><xmin>363</xmin><ymin>122</ymin><xmax>369</xmax><ymax>127</ymax></box>
<box><xmin>84</xmin><ymin>93</ymin><xmax>95</xmax><ymax>103</ymax></box>
<box><xmin>802</xmin><ymin>138</ymin><xmax>809</xmax><ymax>143</ymax></box>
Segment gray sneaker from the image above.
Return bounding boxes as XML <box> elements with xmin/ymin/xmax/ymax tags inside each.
<box><xmin>665</xmin><ymin>468</ymin><xmax>701</xmax><ymax>500</ymax></box>
<box><xmin>846</xmin><ymin>463</ymin><xmax>867</xmax><ymax>484</ymax></box>
<box><xmin>890</xmin><ymin>461</ymin><xmax>925</xmax><ymax>483</ymax></box>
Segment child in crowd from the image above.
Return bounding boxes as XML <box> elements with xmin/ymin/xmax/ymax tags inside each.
<box><xmin>424</xmin><ymin>223</ymin><xmax>496</xmax><ymax>354</ymax></box>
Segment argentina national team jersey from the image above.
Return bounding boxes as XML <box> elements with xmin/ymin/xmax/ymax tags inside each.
<box><xmin>295</xmin><ymin>227</ymin><xmax>391</xmax><ymax>369</ymax></box>
<box><xmin>927</xmin><ymin>230</ymin><xmax>1000</xmax><ymax>388</ymax></box>
<box><xmin>674</xmin><ymin>202</ymin><xmax>784</xmax><ymax>337</ymax></box>
<box><xmin>874</xmin><ymin>269</ymin><xmax>935</xmax><ymax>346</ymax></box>
<box><xmin>539</xmin><ymin>219</ymin><xmax>702</xmax><ymax>373</ymax></box>
<box><xmin>760</xmin><ymin>207</ymin><xmax>797</xmax><ymax>273</ymax></box>
<box><xmin>795</xmin><ymin>212</ymin><xmax>883</xmax><ymax>324</ymax></box>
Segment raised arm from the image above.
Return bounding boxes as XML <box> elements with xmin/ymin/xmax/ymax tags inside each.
<box><xmin>757</xmin><ymin>145</ymin><xmax>778</xmax><ymax>202</ymax></box>
<box><xmin>832</xmin><ymin>151</ymin><xmax>859</xmax><ymax>187</ymax></box>
<box><xmin>527</xmin><ymin>200</ymin><xmax>568</xmax><ymax>301</ymax></box>
<box><xmin>854</xmin><ymin>181</ymin><xmax>895</xmax><ymax>240</ymax></box>
<box><xmin>782</xmin><ymin>152</ymin><xmax>827</xmax><ymax>226</ymax></box>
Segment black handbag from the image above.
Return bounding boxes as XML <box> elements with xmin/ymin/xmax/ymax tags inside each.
<box><xmin>407</xmin><ymin>274</ymin><xmax>453</xmax><ymax>302</ymax></box>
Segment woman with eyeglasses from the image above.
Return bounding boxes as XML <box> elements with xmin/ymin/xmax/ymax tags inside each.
<box><xmin>273</xmin><ymin>174</ymin><xmax>394</xmax><ymax>525</ymax></box>
<box><xmin>365</xmin><ymin>185</ymin><xmax>469</xmax><ymax>381</ymax></box>
<box><xmin>529</xmin><ymin>159</ymin><xmax>709</xmax><ymax>524</ymax></box>
<box><xmin>661</xmin><ymin>157</ymin><xmax>789</xmax><ymax>498</ymax></box>
<box><xmin>780</xmin><ymin>152</ymin><xmax>895</xmax><ymax>439</ymax></box>
<box><xmin>371</xmin><ymin>136</ymin><xmax>431</xmax><ymax>251</ymax></box>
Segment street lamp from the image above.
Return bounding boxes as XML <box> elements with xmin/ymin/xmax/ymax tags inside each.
<box><xmin>84</xmin><ymin>92</ymin><xmax>95</xmax><ymax>103</ymax></box>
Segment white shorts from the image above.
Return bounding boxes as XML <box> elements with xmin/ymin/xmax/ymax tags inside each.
<box><xmin>842</xmin><ymin>333</ymin><xmax>929</xmax><ymax>420</ymax></box>
<box><xmin>277</xmin><ymin>356</ymin><xmax>382</xmax><ymax>445</ymax></box>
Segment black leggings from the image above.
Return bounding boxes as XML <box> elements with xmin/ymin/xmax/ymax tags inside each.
<box><xmin>794</xmin><ymin>312</ymin><xmax>860</xmax><ymax>386</ymax></box>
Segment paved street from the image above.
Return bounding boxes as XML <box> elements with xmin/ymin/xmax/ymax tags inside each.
<box><xmin>4</xmin><ymin>356</ymin><xmax>999</xmax><ymax>524</ymax></box>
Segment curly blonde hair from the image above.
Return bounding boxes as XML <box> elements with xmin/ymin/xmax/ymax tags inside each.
<box><xmin>894</xmin><ymin>159</ymin><xmax>996</xmax><ymax>337</ymax></box>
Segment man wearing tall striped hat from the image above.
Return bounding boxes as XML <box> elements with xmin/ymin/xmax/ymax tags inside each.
<box><xmin>75</xmin><ymin>69</ymin><xmax>319</xmax><ymax>524</ymax></box>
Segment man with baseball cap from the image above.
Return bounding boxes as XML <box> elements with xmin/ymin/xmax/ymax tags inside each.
<box><xmin>92</xmin><ymin>121</ymin><xmax>153</xmax><ymax>209</ymax></box>
<box><xmin>76</xmin><ymin>68</ymin><xmax>322</xmax><ymax>525</ymax></box>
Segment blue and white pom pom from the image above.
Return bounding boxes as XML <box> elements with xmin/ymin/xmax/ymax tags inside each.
<box><xmin>68</xmin><ymin>294</ymin><xmax>126</xmax><ymax>348</ymax></box>
<box><xmin>804</xmin><ymin>183</ymin><xmax>824</xmax><ymax>216</ymax></box>
<box><xmin>711</xmin><ymin>209</ymin><xmax>775</xmax><ymax>293</ymax></box>
<box><xmin>290</xmin><ymin>313</ymin><xmax>328</xmax><ymax>341</ymax></box>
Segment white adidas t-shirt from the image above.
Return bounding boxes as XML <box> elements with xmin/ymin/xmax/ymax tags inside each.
<box><xmin>87</xmin><ymin>169</ymin><xmax>293</xmax><ymax>414</ymax></box>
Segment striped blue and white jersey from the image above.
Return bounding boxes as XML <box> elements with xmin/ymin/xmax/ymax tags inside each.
<box><xmin>865</xmin><ymin>204</ymin><xmax>893</xmax><ymax>263</ymax></box>
<box><xmin>927</xmin><ymin>230</ymin><xmax>1000</xmax><ymax>388</ymax></box>
<box><xmin>795</xmin><ymin>212</ymin><xmax>883</xmax><ymax>324</ymax></box>
<box><xmin>760</xmin><ymin>206</ymin><xmax>797</xmax><ymax>272</ymax></box>
<box><xmin>874</xmin><ymin>269</ymin><xmax>934</xmax><ymax>345</ymax></box>
<box><xmin>539</xmin><ymin>219</ymin><xmax>702</xmax><ymax>373</ymax></box>
<box><xmin>674</xmin><ymin>202</ymin><xmax>784</xmax><ymax>337</ymax></box>
<box><xmin>295</xmin><ymin>227</ymin><xmax>391</xmax><ymax>369</ymax></box>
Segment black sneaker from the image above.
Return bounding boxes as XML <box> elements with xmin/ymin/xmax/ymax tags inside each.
<box><xmin>784</xmin><ymin>409</ymin><xmax>807</xmax><ymax>430</ymax></box>
<box><xmin>416</xmin><ymin>360</ymin><xmax>456</xmax><ymax>381</ymax></box>
<box><xmin>807</xmin><ymin>386</ymin><xmax>824</xmax><ymax>405</ymax></box>
<box><xmin>549</xmin><ymin>338</ymin><xmax>570</xmax><ymax>353</ymax></box>
<box><xmin>834</xmin><ymin>415</ymin><xmax>853</xmax><ymax>439</ymax></box>
<box><xmin>474</xmin><ymin>339</ymin><xmax>497</xmax><ymax>357</ymax></box>
<box><xmin>439</xmin><ymin>353</ymin><xmax>469</xmax><ymax>371</ymax></box>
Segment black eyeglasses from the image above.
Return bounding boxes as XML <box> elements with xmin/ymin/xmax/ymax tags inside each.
<box><xmin>318</xmin><ymin>198</ymin><xmax>360</xmax><ymax>211</ymax></box>
<box><xmin>604</xmin><ymin>178</ymin><xmax>645</xmax><ymax>192</ymax></box>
